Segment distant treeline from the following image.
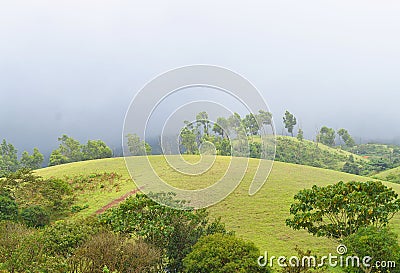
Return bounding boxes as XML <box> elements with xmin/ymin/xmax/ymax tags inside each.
<box><xmin>0</xmin><ymin>135</ymin><xmax>113</xmax><ymax>178</ymax></box>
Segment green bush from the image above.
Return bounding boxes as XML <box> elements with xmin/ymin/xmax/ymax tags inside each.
<box><xmin>0</xmin><ymin>221</ymin><xmax>66</xmax><ymax>273</ymax></box>
<box><xmin>41</xmin><ymin>218</ymin><xmax>98</xmax><ymax>257</ymax></box>
<box><xmin>0</xmin><ymin>221</ymin><xmax>33</xmax><ymax>265</ymax></box>
<box><xmin>68</xmin><ymin>231</ymin><xmax>161</xmax><ymax>273</ymax></box>
<box><xmin>183</xmin><ymin>233</ymin><xmax>270</xmax><ymax>273</ymax></box>
<box><xmin>343</xmin><ymin>226</ymin><xmax>400</xmax><ymax>273</ymax></box>
<box><xmin>0</xmin><ymin>193</ymin><xmax>18</xmax><ymax>221</ymax></box>
<box><xmin>20</xmin><ymin>205</ymin><xmax>50</xmax><ymax>227</ymax></box>
<box><xmin>99</xmin><ymin>193</ymin><xmax>229</xmax><ymax>272</ymax></box>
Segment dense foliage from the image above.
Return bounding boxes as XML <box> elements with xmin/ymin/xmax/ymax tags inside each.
<box><xmin>99</xmin><ymin>192</ymin><xmax>230</xmax><ymax>272</ymax></box>
<box><xmin>286</xmin><ymin>181</ymin><xmax>400</xmax><ymax>239</ymax></box>
<box><xmin>0</xmin><ymin>139</ymin><xmax>44</xmax><ymax>178</ymax></box>
<box><xmin>343</xmin><ymin>226</ymin><xmax>400</xmax><ymax>273</ymax></box>
<box><xmin>183</xmin><ymin>233</ymin><xmax>269</xmax><ymax>273</ymax></box>
<box><xmin>0</xmin><ymin>169</ymin><xmax>73</xmax><ymax>223</ymax></box>
<box><xmin>126</xmin><ymin>133</ymin><xmax>152</xmax><ymax>156</ymax></box>
<box><xmin>49</xmin><ymin>135</ymin><xmax>113</xmax><ymax>166</ymax></box>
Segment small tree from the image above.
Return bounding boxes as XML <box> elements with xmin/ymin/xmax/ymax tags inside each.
<box><xmin>297</xmin><ymin>128</ymin><xmax>304</xmax><ymax>141</ymax></box>
<box><xmin>319</xmin><ymin>126</ymin><xmax>336</xmax><ymax>146</ymax></box>
<box><xmin>338</xmin><ymin>128</ymin><xmax>356</xmax><ymax>148</ymax></box>
<box><xmin>183</xmin><ymin>233</ymin><xmax>270</xmax><ymax>273</ymax></box>
<box><xmin>283</xmin><ymin>111</ymin><xmax>297</xmax><ymax>137</ymax></box>
<box><xmin>286</xmin><ymin>181</ymin><xmax>400</xmax><ymax>240</ymax></box>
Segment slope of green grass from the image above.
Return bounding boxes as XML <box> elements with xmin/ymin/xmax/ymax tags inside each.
<box><xmin>273</xmin><ymin>136</ymin><xmax>368</xmax><ymax>171</ymax></box>
<box><xmin>36</xmin><ymin>158</ymin><xmax>135</xmax><ymax>217</ymax></box>
<box><xmin>35</xmin><ymin>156</ymin><xmax>400</xmax><ymax>258</ymax></box>
<box><xmin>374</xmin><ymin>166</ymin><xmax>400</xmax><ymax>183</ymax></box>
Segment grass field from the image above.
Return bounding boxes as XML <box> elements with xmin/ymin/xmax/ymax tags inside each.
<box><xmin>36</xmin><ymin>155</ymin><xmax>400</xmax><ymax>259</ymax></box>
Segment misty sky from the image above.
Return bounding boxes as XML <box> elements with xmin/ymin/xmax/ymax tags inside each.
<box><xmin>1</xmin><ymin>0</ymin><xmax>400</xmax><ymax>158</ymax></box>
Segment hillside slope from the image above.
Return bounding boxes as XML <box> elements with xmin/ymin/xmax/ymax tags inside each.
<box><xmin>36</xmin><ymin>156</ymin><xmax>400</xmax><ymax>257</ymax></box>
<box><xmin>375</xmin><ymin>166</ymin><xmax>400</xmax><ymax>183</ymax></box>
<box><xmin>271</xmin><ymin>136</ymin><xmax>367</xmax><ymax>171</ymax></box>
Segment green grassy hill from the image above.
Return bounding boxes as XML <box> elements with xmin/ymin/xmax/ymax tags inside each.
<box><xmin>36</xmin><ymin>156</ymin><xmax>400</xmax><ymax>258</ymax></box>
<box><xmin>375</xmin><ymin>166</ymin><xmax>400</xmax><ymax>183</ymax></box>
<box><xmin>272</xmin><ymin>136</ymin><xmax>368</xmax><ymax>171</ymax></box>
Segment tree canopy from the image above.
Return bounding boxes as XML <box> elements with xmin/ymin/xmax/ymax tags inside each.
<box><xmin>286</xmin><ymin>181</ymin><xmax>400</xmax><ymax>240</ymax></box>
<box><xmin>49</xmin><ymin>135</ymin><xmax>113</xmax><ymax>166</ymax></box>
<box><xmin>283</xmin><ymin>110</ymin><xmax>297</xmax><ymax>137</ymax></box>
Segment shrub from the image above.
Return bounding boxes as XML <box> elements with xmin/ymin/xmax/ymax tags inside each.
<box><xmin>100</xmin><ymin>193</ymin><xmax>229</xmax><ymax>272</ymax></box>
<box><xmin>279</xmin><ymin>246</ymin><xmax>326</xmax><ymax>273</ymax></box>
<box><xmin>0</xmin><ymin>193</ymin><xmax>18</xmax><ymax>221</ymax></box>
<box><xmin>0</xmin><ymin>221</ymin><xmax>66</xmax><ymax>272</ymax></box>
<box><xmin>68</xmin><ymin>231</ymin><xmax>161</xmax><ymax>273</ymax></box>
<box><xmin>343</xmin><ymin>226</ymin><xmax>400</xmax><ymax>273</ymax></box>
<box><xmin>0</xmin><ymin>221</ymin><xmax>32</xmax><ymax>265</ymax></box>
<box><xmin>20</xmin><ymin>205</ymin><xmax>50</xmax><ymax>227</ymax></box>
<box><xmin>183</xmin><ymin>233</ymin><xmax>270</xmax><ymax>273</ymax></box>
<box><xmin>41</xmin><ymin>218</ymin><xmax>98</xmax><ymax>257</ymax></box>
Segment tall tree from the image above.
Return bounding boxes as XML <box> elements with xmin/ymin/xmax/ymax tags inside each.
<box><xmin>82</xmin><ymin>140</ymin><xmax>113</xmax><ymax>160</ymax></box>
<box><xmin>337</xmin><ymin>128</ymin><xmax>355</xmax><ymax>148</ymax></box>
<box><xmin>180</xmin><ymin>124</ymin><xmax>198</xmax><ymax>155</ymax></box>
<box><xmin>48</xmin><ymin>135</ymin><xmax>83</xmax><ymax>166</ymax></box>
<box><xmin>228</xmin><ymin>113</ymin><xmax>244</xmax><ymax>137</ymax></box>
<box><xmin>257</xmin><ymin>110</ymin><xmax>273</xmax><ymax>133</ymax></box>
<box><xmin>212</xmin><ymin>117</ymin><xmax>230</xmax><ymax>139</ymax></box>
<box><xmin>0</xmin><ymin>139</ymin><xmax>19</xmax><ymax>177</ymax></box>
<box><xmin>57</xmin><ymin>135</ymin><xmax>83</xmax><ymax>162</ymax></box>
<box><xmin>126</xmin><ymin>134</ymin><xmax>152</xmax><ymax>156</ymax></box>
<box><xmin>319</xmin><ymin>126</ymin><xmax>336</xmax><ymax>146</ymax></box>
<box><xmin>20</xmin><ymin>148</ymin><xmax>44</xmax><ymax>169</ymax></box>
<box><xmin>196</xmin><ymin>111</ymin><xmax>210</xmax><ymax>137</ymax></box>
<box><xmin>242</xmin><ymin>113</ymin><xmax>259</xmax><ymax>136</ymax></box>
<box><xmin>283</xmin><ymin>111</ymin><xmax>297</xmax><ymax>137</ymax></box>
<box><xmin>48</xmin><ymin>150</ymin><xmax>68</xmax><ymax>166</ymax></box>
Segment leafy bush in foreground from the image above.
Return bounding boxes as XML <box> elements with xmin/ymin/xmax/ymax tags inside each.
<box><xmin>99</xmin><ymin>192</ymin><xmax>230</xmax><ymax>272</ymax></box>
<box><xmin>343</xmin><ymin>226</ymin><xmax>400</xmax><ymax>273</ymax></box>
<box><xmin>183</xmin><ymin>233</ymin><xmax>270</xmax><ymax>273</ymax></box>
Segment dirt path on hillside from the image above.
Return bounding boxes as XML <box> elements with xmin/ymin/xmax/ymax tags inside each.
<box><xmin>95</xmin><ymin>187</ymin><xmax>143</xmax><ymax>214</ymax></box>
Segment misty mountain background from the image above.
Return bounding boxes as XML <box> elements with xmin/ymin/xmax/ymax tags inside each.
<box><xmin>1</xmin><ymin>1</ymin><xmax>399</xmax><ymax>164</ymax></box>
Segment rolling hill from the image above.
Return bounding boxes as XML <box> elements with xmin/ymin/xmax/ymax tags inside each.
<box><xmin>35</xmin><ymin>155</ymin><xmax>400</xmax><ymax>258</ymax></box>
<box><xmin>375</xmin><ymin>166</ymin><xmax>400</xmax><ymax>183</ymax></box>
<box><xmin>255</xmin><ymin>135</ymin><xmax>368</xmax><ymax>172</ymax></box>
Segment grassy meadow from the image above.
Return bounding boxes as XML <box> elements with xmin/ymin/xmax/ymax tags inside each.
<box><xmin>36</xmin><ymin>155</ymin><xmax>400</xmax><ymax>258</ymax></box>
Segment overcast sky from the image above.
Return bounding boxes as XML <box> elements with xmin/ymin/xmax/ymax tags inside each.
<box><xmin>1</xmin><ymin>0</ymin><xmax>400</xmax><ymax>158</ymax></box>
